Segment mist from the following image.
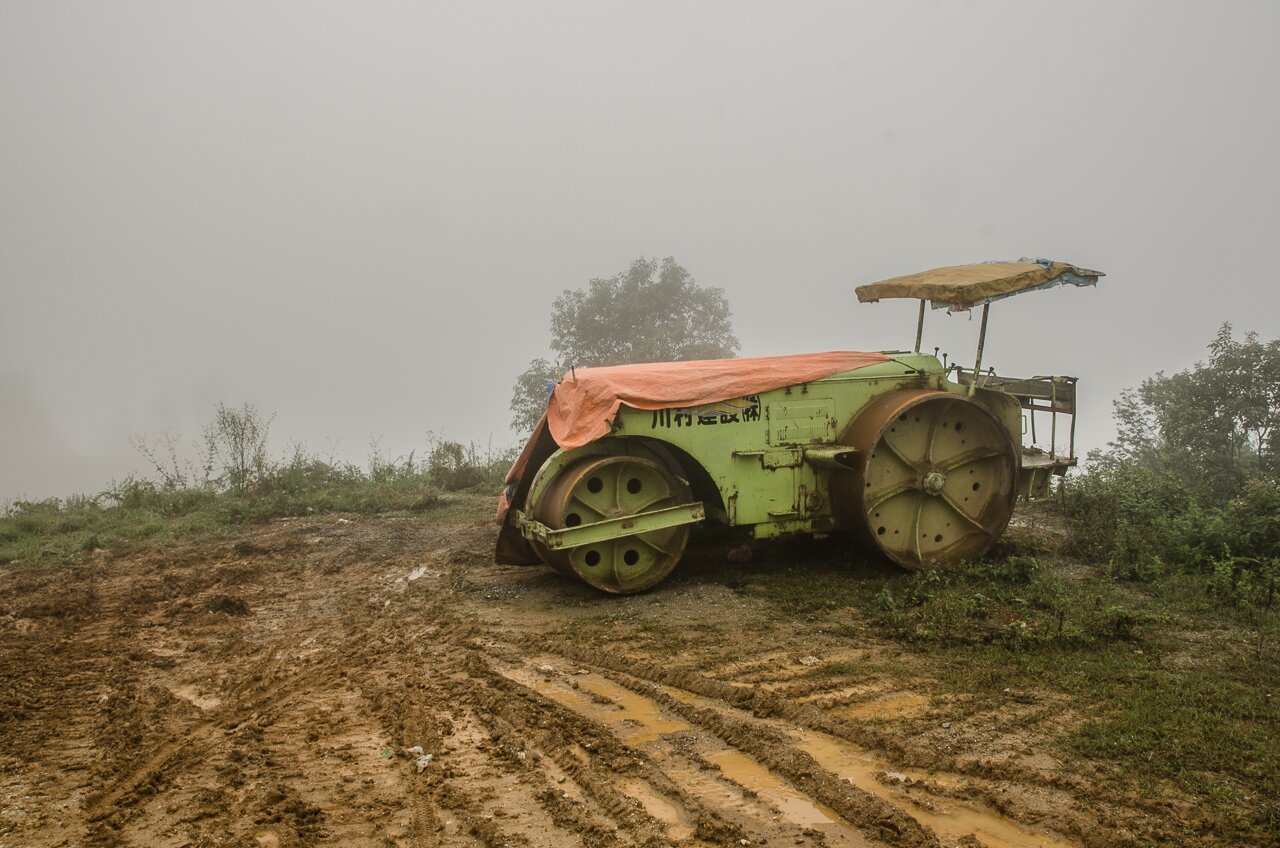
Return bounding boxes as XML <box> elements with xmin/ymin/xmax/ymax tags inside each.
<box><xmin>4</xmin><ymin>0</ymin><xmax>1279</xmax><ymax>500</ymax></box>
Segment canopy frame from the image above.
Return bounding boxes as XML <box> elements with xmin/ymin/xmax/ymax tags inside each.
<box><xmin>859</xmin><ymin>258</ymin><xmax>1102</xmax><ymax>396</ymax></box>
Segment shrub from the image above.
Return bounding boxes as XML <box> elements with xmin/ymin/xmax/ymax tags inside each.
<box><xmin>202</xmin><ymin>402</ymin><xmax>273</xmax><ymax>494</ymax></box>
<box><xmin>1052</xmin><ymin>326</ymin><xmax>1280</xmax><ymax>607</ymax></box>
<box><xmin>426</xmin><ymin>437</ymin><xmax>512</xmax><ymax>491</ymax></box>
<box><xmin>1092</xmin><ymin>605</ymin><xmax>1139</xmax><ymax>641</ymax></box>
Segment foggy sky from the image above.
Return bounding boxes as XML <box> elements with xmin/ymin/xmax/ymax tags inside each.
<box><xmin>3</xmin><ymin>1</ymin><xmax>1279</xmax><ymax>500</ymax></box>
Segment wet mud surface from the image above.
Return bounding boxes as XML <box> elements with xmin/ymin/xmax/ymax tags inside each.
<box><xmin>0</xmin><ymin>496</ymin><xmax>1227</xmax><ymax>846</ymax></box>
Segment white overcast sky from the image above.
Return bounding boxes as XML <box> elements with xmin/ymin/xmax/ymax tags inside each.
<box><xmin>3</xmin><ymin>0</ymin><xmax>1279</xmax><ymax>499</ymax></box>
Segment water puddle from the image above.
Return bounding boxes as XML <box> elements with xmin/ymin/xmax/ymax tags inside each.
<box><xmin>504</xmin><ymin>666</ymin><xmax>691</xmax><ymax>746</ymax></box>
<box><xmin>707</xmin><ymin>749</ymin><xmax>843</xmax><ymax>828</ymax></box>
<box><xmin>835</xmin><ymin>692</ymin><xmax>929</xmax><ymax>720</ymax></box>
<box><xmin>797</xmin><ymin>730</ymin><xmax>1075</xmax><ymax>848</ymax></box>
<box><xmin>619</xmin><ymin>779</ymin><xmax>694</xmax><ymax>841</ymax></box>
<box><xmin>573</xmin><ymin>675</ymin><xmax>692</xmax><ymax>745</ymax></box>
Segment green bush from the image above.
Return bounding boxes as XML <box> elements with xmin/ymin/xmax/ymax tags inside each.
<box><xmin>1225</xmin><ymin>480</ymin><xmax>1280</xmax><ymax>561</ymax></box>
<box><xmin>1056</xmin><ymin>464</ymin><xmax>1278</xmax><ymax>610</ymax></box>
<box><xmin>1053</xmin><ymin>324</ymin><xmax>1280</xmax><ymax>605</ymax></box>
<box><xmin>426</xmin><ymin>438</ymin><xmax>512</xmax><ymax>492</ymax></box>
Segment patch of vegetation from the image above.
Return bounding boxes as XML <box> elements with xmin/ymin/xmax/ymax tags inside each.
<box><xmin>753</xmin><ymin>565</ymin><xmax>868</xmax><ymax>620</ymax></box>
<box><xmin>923</xmin><ymin>628</ymin><xmax>1280</xmax><ymax>838</ymax></box>
<box><xmin>865</xmin><ymin>555</ymin><xmax>1166</xmax><ymax>646</ymax></box>
<box><xmin>803</xmin><ymin>660</ymin><xmax>864</xmax><ymax>678</ymax></box>
<box><xmin>0</xmin><ymin>403</ymin><xmax>514</xmax><ymax>564</ymax></box>
<box><xmin>1054</xmin><ymin>324</ymin><xmax>1279</xmax><ymax>607</ymax></box>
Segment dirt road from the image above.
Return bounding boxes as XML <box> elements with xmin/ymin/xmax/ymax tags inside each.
<box><xmin>0</xmin><ymin>496</ymin><xmax>1200</xmax><ymax>847</ymax></box>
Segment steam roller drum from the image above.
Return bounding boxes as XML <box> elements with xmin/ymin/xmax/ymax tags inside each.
<box><xmin>832</xmin><ymin>390</ymin><xmax>1018</xmax><ymax>569</ymax></box>
<box><xmin>531</xmin><ymin>453</ymin><xmax>692</xmax><ymax>593</ymax></box>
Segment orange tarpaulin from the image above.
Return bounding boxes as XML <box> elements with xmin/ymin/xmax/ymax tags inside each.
<box><xmin>497</xmin><ymin>350</ymin><xmax>891</xmax><ymax>526</ymax></box>
<box><xmin>546</xmin><ymin>350</ymin><xmax>890</xmax><ymax>450</ymax></box>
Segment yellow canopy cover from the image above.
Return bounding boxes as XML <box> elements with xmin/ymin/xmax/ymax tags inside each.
<box><xmin>856</xmin><ymin>259</ymin><xmax>1103</xmax><ymax>309</ymax></box>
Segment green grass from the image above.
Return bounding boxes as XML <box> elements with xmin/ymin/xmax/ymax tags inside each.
<box><xmin>803</xmin><ymin>660</ymin><xmax>864</xmax><ymax>677</ymax></box>
<box><xmin>0</xmin><ymin>494</ymin><xmax>232</xmax><ymax>563</ymax></box>
<box><xmin>927</xmin><ymin>636</ymin><xmax>1279</xmax><ymax>836</ymax></box>
<box><xmin>0</xmin><ymin>467</ymin><xmax>497</xmax><ymax>564</ymax></box>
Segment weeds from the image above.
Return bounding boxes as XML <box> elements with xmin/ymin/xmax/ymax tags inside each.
<box><xmin>803</xmin><ymin>660</ymin><xmax>863</xmax><ymax>677</ymax></box>
<box><xmin>0</xmin><ymin>402</ymin><xmax>516</xmax><ymax>563</ymax></box>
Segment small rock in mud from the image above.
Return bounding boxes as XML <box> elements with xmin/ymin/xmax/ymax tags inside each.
<box><xmin>797</xmin><ymin>655</ymin><xmax>820</xmax><ymax>666</ymax></box>
<box><xmin>206</xmin><ymin>595</ymin><xmax>250</xmax><ymax>616</ymax></box>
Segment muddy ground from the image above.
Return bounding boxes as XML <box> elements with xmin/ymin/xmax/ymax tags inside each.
<box><xmin>0</xmin><ymin>496</ymin><xmax>1249</xmax><ymax>847</ymax></box>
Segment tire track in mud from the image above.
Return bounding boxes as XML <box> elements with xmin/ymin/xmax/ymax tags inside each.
<box><xmin>325</xmin><ymin>570</ymin><xmax>685</xmax><ymax>847</ymax></box>
<box><xmin>347</xmin><ymin>605</ymin><xmax>736</xmax><ymax>847</ymax></box>
<box><xmin>339</xmin><ymin>571</ymin><xmax>827</xmax><ymax>848</ymax></box>
<box><xmin>510</xmin><ymin>638</ymin><xmax>1083</xmax><ymax>848</ymax></box>
<box><xmin>491</xmin><ymin>651</ymin><xmax>925</xmax><ymax>848</ymax></box>
<box><xmin>493</xmin><ymin>657</ymin><xmax>863</xmax><ymax>847</ymax></box>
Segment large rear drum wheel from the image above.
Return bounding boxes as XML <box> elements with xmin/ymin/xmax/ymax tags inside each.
<box><xmin>832</xmin><ymin>390</ymin><xmax>1017</xmax><ymax>569</ymax></box>
<box><xmin>532</xmin><ymin>453</ymin><xmax>692</xmax><ymax>593</ymax></box>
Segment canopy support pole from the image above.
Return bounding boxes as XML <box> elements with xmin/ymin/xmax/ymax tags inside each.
<box><xmin>913</xmin><ymin>300</ymin><xmax>925</xmax><ymax>353</ymax></box>
<box><xmin>968</xmin><ymin>302</ymin><xmax>990</xmax><ymax>396</ymax></box>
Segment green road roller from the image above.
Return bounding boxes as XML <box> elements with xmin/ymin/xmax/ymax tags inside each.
<box><xmin>496</xmin><ymin>259</ymin><xmax>1100</xmax><ymax>593</ymax></box>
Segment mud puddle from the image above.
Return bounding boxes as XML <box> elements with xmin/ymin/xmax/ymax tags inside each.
<box><xmin>705</xmin><ymin>749</ymin><xmax>844</xmax><ymax>828</ymax></box>
<box><xmin>572</xmin><ymin>673</ymin><xmax>693</xmax><ymax>745</ymax></box>
<box><xmin>797</xmin><ymin>730</ymin><xmax>1075</xmax><ymax>848</ymax></box>
<box><xmin>618</xmin><ymin>778</ymin><xmax>695</xmax><ymax>842</ymax></box>
<box><xmin>504</xmin><ymin>665</ymin><xmax>691</xmax><ymax>746</ymax></box>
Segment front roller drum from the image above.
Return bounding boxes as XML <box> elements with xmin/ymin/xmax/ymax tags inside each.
<box><xmin>531</xmin><ymin>454</ymin><xmax>692</xmax><ymax>593</ymax></box>
<box><xmin>833</xmin><ymin>390</ymin><xmax>1018</xmax><ymax>569</ymax></box>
